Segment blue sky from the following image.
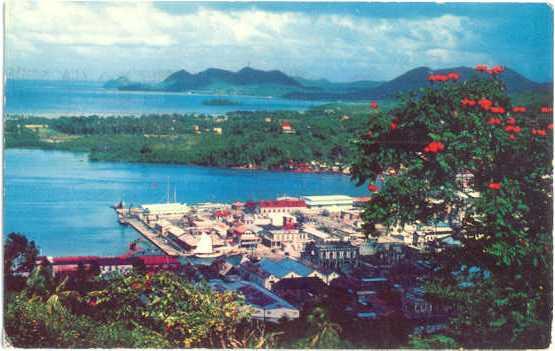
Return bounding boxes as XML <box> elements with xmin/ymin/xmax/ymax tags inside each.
<box><xmin>6</xmin><ymin>1</ymin><xmax>553</xmax><ymax>82</ymax></box>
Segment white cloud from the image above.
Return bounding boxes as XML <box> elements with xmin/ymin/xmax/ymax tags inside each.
<box><xmin>6</xmin><ymin>1</ymin><xmax>490</xmax><ymax>81</ymax></box>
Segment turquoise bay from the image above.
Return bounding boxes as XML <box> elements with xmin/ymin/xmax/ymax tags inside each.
<box><xmin>4</xmin><ymin>149</ymin><xmax>367</xmax><ymax>256</ymax></box>
<box><xmin>5</xmin><ymin>79</ymin><xmax>320</xmax><ymax>116</ymax></box>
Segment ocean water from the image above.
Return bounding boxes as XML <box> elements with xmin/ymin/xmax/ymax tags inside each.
<box><xmin>4</xmin><ymin>149</ymin><xmax>368</xmax><ymax>257</ymax></box>
<box><xmin>5</xmin><ymin>79</ymin><xmax>320</xmax><ymax>116</ymax></box>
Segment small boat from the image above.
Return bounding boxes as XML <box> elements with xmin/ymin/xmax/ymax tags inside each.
<box><xmin>111</xmin><ymin>200</ymin><xmax>124</xmax><ymax>209</ymax></box>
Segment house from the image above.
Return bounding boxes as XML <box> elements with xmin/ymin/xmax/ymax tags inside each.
<box><xmin>301</xmin><ymin>224</ymin><xmax>340</xmax><ymax>244</ymax></box>
<box><xmin>239</xmin><ymin>257</ymin><xmax>317</xmax><ymax>290</ymax></box>
<box><xmin>272</xmin><ymin>277</ymin><xmax>327</xmax><ymax>309</ymax></box>
<box><xmin>329</xmin><ymin>273</ymin><xmax>397</xmax><ymax>320</ymax></box>
<box><xmin>261</xmin><ymin>227</ymin><xmax>309</xmax><ymax>249</ymax></box>
<box><xmin>47</xmin><ymin>255</ymin><xmax>181</xmax><ymax>277</ymax></box>
<box><xmin>281</xmin><ymin>121</ymin><xmax>295</xmax><ymax>134</ymax></box>
<box><xmin>257</xmin><ymin>199</ymin><xmax>307</xmax><ymax>215</ymax></box>
<box><xmin>231</xmin><ymin>224</ymin><xmax>262</xmax><ymax>249</ymax></box>
<box><xmin>213</xmin><ymin>127</ymin><xmax>223</xmax><ymax>135</ymax></box>
<box><xmin>303</xmin><ymin>241</ymin><xmax>360</xmax><ymax>269</ymax></box>
<box><xmin>209</xmin><ymin>279</ymin><xmax>300</xmax><ymax>322</ymax></box>
<box><xmin>24</xmin><ymin>124</ymin><xmax>48</xmax><ymax>132</ymax></box>
<box><xmin>401</xmin><ymin>287</ymin><xmax>451</xmax><ymax>335</ymax></box>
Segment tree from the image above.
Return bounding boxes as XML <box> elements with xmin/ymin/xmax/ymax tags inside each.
<box><xmin>4</xmin><ymin>232</ymin><xmax>39</xmax><ymax>291</ymax></box>
<box><xmin>351</xmin><ymin>67</ymin><xmax>552</xmax><ymax>348</ymax></box>
<box><xmin>84</xmin><ymin>271</ymin><xmax>257</xmax><ymax>348</ymax></box>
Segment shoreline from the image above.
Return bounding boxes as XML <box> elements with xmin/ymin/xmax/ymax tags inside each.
<box><xmin>6</xmin><ymin>147</ymin><xmax>353</xmax><ymax>176</ymax></box>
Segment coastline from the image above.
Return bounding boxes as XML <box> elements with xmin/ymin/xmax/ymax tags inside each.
<box><xmin>5</xmin><ymin>147</ymin><xmax>353</xmax><ymax>175</ymax></box>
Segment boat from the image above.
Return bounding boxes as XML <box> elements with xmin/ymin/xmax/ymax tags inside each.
<box><xmin>111</xmin><ymin>200</ymin><xmax>124</xmax><ymax>209</ymax></box>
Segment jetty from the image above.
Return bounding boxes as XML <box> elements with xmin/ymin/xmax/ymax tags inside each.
<box><xmin>126</xmin><ymin>218</ymin><xmax>183</xmax><ymax>256</ymax></box>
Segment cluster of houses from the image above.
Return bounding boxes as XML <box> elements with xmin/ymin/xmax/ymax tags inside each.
<box><xmin>38</xmin><ymin>193</ymin><xmax>462</xmax><ymax>336</ymax></box>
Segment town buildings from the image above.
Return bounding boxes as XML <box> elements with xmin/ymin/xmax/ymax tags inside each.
<box><xmin>209</xmin><ymin>279</ymin><xmax>300</xmax><ymax>322</ymax></box>
<box><xmin>93</xmin><ymin>193</ymin><xmax>461</xmax><ymax>330</ymax></box>
<box><xmin>302</xmin><ymin>241</ymin><xmax>360</xmax><ymax>269</ymax></box>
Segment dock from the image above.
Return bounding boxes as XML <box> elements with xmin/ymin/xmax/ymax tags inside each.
<box><xmin>126</xmin><ymin>218</ymin><xmax>183</xmax><ymax>256</ymax></box>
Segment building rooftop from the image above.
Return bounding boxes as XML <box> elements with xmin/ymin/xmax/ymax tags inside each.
<box><xmin>140</xmin><ymin>203</ymin><xmax>190</xmax><ymax>214</ymax></box>
<box><xmin>259</xmin><ymin>199</ymin><xmax>306</xmax><ymax>208</ymax></box>
<box><xmin>209</xmin><ymin>279</ymin><xmax>297</xmax><ymax>310</ymax></box>
<box><xmin>303</xmin><ymin>195</ymin><xmax>354</xmax><ymax>202</ymax></box>
<box><xmin>258</xmin><ymin>257</ymin><xmax>314</xmax><ymax>278</ymax></box>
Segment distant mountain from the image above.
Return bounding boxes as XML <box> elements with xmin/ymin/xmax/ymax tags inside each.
<box><xmin>106</xmin><ymin>66</ymin><xmax>551</xmax><ymax>101</ymax></box>
<box><xmin>103</xmin><ymin>76</ymin><xmax>134</xmax><ymax>89</ymax></box>
<box><xmin>285</xmin><ymin>66</ymin><xmax>552</xmax><ymax>100</ymax></box>
<box><xmin>115</xmin><ymin>67</ymin><xmax>303</xmax><ymax>93</ymax></box>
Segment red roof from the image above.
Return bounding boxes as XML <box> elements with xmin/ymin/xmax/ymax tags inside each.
<box><xmin>215</xmin><ymin>210</ymin><xmax>231</xmax><ymax>217</ymax></box>
<box><xmin>51</xmin><ymin>255</ymin><xmax>180</xmax><ymax>267</ymax></box>
<box><xmin>259</xmin><ymin>199</ymin><xmax>306</xmax><ymax>208</ymax></box>
<box><xmin>353</xmin><ymin>197</ymin><xmax>371</xmax><ymax>203</ymax></box>
<box><xmin>281</xmin><ymin>121</ymin><xmax>292</xmax><ymax>128</ymax></box>
<box><xmin>52</xmin><ymin>256</ymin><xmax>100</xmax><ymax>264</ymax></box>
<box><xmin>138</xmin><ymin>256</ymin><xmax>180</xmax><ymax>266</ymax></box>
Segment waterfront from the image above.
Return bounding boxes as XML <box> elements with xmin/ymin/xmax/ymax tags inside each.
<box><xmin>4</xmin><ymin>149</ymin><xmax>368</xmax><ymax>256</ymax></box>
<box><xmin>5</xmin><ymin>79</ymin><xmax>320</xmax><ymax>116</ymax></box>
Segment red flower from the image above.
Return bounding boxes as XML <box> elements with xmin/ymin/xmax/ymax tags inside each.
<box><xmin>131</xmin><ymin>282</ymin><xmax>143</xmax><ymax>290</ymax></box>
<box><xmin>487</xmin><ymin>118</ymin><xmax>501</xmax><ymax>125</ymax></box>
<box><xmin>390</xmin><ymin>122</ymin><xmax>398</xmax><ymax>130</ymax></box>
<box><xmin>478</xmin><ymin>98</ymin><xmax>493</xmax><ymax>111</ymax></box>
<box><xmin>534</xmin><ymin>129</ymin><xmax>547</xmax><ymax>136</ymax></box>
<box><xmin>475</xmin><ymin>64</ymin><xmax>488</xmax><ymax>72</ymax></box>
<box><xmin>504</xmin><ymin>125</ymin><xmax>521</xmax><ymax>133</ymax></box>
<box><xmin>88</xmin><ymin>299</ymin><xmax>97</xmax><ymax>307</ymax></box>
<box><xmin>488</xmin><ymin>65</ymin><xmax>505</xmax><ymax>75</ymax></box>
<box><xmin>423</xmin><ymin>141</ymin><xmax>445</xmax><ymax>154</ymax></box>
<box><xmin>506</xmin><ymin>117</ymin><xmax>516</xmax><ymax>125</ymax></box>
<box><xmin>512</xmin><ymin>106</ymin><xmax>527</xmax><ymax>113</ymax></box>
<box><xmin>428</xmin><ymin>74</ymin><xmax>448</xmax><ymax>82</ymax></box>
<box><xmin>447</xmin><ymin>72</ymin><xmax>460</xmax><ymax>81</ymax></box>
<box><xmin>489</xmin><ymin>106</ymin><xmax>505</xmax><ymax>114</ymax></box>
<box><xmin>508</xmin><ymin>134</ymin><xmax>516</xmax><ymax>141</ymax></box>
<box><xmin>370</xmin><ymin>101</ymin><xmax>378</xmax><ymax>109</ymax></box>
<box><xmin>367</xmin><ymin>184</ymin><xmax>379</xmax><ymax>192</ymax></box>
<box><xmin>461</xmin><ymin>98</ymin><xmax>477</xmax><ymax>107</ymax></box>
<box><xmin>548</xmin><ymin>123</ymin><xmax>553</xmax><ymax>130</ymax></box>
<box><xmin>540</xmin><ymin>106</ymin><xmax>553</xmax><ymax>113</ymax></box>
<box><xmin>488</xmin><ymin>182</ymin><xmax>502</xmax><ymax>190</ymax></box>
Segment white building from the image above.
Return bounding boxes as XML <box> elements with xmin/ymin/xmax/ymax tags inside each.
<box><xmin>302</xmin><ymin>195</ymin><xmax>354</xmax><ymax>211</ymax></box>
<box><xmin>140</xmin><ymin>203</ymin><xmax>191</xmax><ymax>218</ymax></box>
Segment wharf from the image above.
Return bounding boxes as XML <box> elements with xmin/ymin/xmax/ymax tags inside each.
<box><xmin>126</xmin><ymin>218</ymin><xmax>183</xmax><ymax>256</ymax></box>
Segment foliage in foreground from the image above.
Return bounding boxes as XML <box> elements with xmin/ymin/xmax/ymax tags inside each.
<box><xmin>3</xmin><ymin>232</ymin><xmax>407</xmax><ymax>348</ymax></box>
<box><xmin>352</xmin><ymin>68</ymin><xmax>553</xmax><ymax>348</ymax></box>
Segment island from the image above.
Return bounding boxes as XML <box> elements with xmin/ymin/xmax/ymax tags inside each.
<box><xmin>202</xmin><ymin>98</ymin><xmax>241</xmax><ymax>106</ymax></box>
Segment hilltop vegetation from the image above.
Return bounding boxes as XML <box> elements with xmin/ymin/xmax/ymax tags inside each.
<box><xmin>6</xmin><ymin>103</ymin><xmax>395</xmax><ymax>170</ymax></box>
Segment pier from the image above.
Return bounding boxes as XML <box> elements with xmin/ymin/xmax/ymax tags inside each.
<box><xmin>126</xmin><ymin>218</ymin><xmax>183</xmax><ymax>256</ymax></box>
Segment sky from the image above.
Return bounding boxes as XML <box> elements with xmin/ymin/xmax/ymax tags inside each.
<box><xmin>5</xmin><ymin>1</ymin><xmax>554</xmax><ymax>83</ymax></box>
